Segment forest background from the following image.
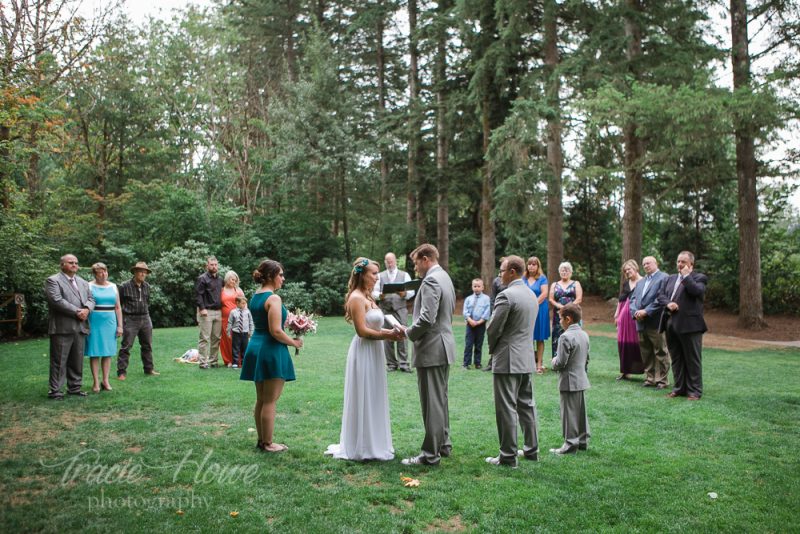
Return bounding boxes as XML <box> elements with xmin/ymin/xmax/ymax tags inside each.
<box><xmin>1</xmin><ymin>0</ymin><xmax>798</xmax><ymax>334</ymax></box>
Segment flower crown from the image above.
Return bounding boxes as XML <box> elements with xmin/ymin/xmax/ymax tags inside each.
<box><xmin>353</xmin><ymin>258</ymin><xmax>370</xmax><ymax>274</ymax></box>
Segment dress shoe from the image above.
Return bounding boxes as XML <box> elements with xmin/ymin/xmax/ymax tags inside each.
<box><xmin>549</xmin><ymin>444</ymin><xmax>577</xmax><ymax>455</ymax></box>
<box><xmin>482</xmin><ymin>366</ymin><xmax>492</xmax><ymax>372</ymax></box>
<box><xmin>117</xmin><ymin>374</ymin><xmax>127</xmax><ymax>381</ymax></box>
<box><xmin>387</xmin><ymin>368</ymin><xmax>397</xmax><ymax>372</ymax></box>
<box><xmin>616</xmin><ymin>374</ymin><xmax>630</xmax><ymax>381</ymax></box>
<box><xmin>68</xmin><ymin>391</ymin><xmax>88</xmax><ymax>397</ymax></box>
<box><xmin>666</xmin><ymin>392</ymin><xmax>680</xmax><ymax>398</ymax></box>
<box><xmin>210</xmin><ymin>363</ymin><xmax>220</xmax><ymax>369</ymax></box>
<box><xmin>485</xmin><ymin>456</ymin><xmax>517</xmax><ymax>468</ymax></box>
<box><xmin>48</xmin><ymin>395</ymin><xmax>64</xmax><ymax>401</ymax></box>
<box><xmin>642</xmin><ymin>382</ymin><xmax>655</xmax><ymax>388</ymax></box>
<box><xmin>517</xmin><ymin>449</ymin><xmax>539</xmax><ymax>461</ymax></box>
<box><xmin>462</xmin><ymin>365</ymin><xmax>470</xmax><ymax>370</ymax></box>
<box><xmin>656</xmin><ymin>384</ymin><xmax>668</xmax><ymax>390</ymax></box>
<box><xmin>578</xmin><ymin>443</ymin><xmax>588</xmax><ymax>451</ymax></box>
<box><xmin>401</xmin><ymin>455</ymin><xmax>438</xmax><ymax>466</ymax></box>
<box><xmin>399</xmin><ymin>368</ymin><xmax>413</xmax><ymax>373</ymax></box>
<box><xmin>145</xmin><ymin>370</ymin><xmax>160</xmax><ymax>376</ymax></box>
<box><xmin>439</xmin><ymin>448</ymin><xmax>451</xmax><ymax>458</ymax></box>
<box><xmin>101</xmin><ymin>383</ymin><xmax>112</xmax><ymax>391</ymax></box>
<box><xmin>687</xmin><ymin>396</ymin><xmax>701</xmax><ymax>401</ymax></box>
<box><xmin>474</xmin><ymin>364</ymin><xmax>482</xmax><ymax>370</ymax></box>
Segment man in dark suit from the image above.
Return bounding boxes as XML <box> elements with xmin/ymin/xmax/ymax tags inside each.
<box><xmin>45</xmin><ymin>254</ymin><xmax>95</xmax><ymax>399</ymax></box>
<box><xmin>657</xmin><ymin>251</ymin><xmax>708</xmax><ymax>400</ymax></box>
<box><xmin>485</xmin><ymin>255</ymin><xmax>539</xmax><ymax>467</ymax></box>
<box><xmin>629</xmin><ymin>256</ymin><xmax>670</xmax><ymax>389</ymax></box>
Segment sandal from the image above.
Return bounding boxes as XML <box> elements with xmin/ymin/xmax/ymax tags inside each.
<box><xmin>536</xmin><ymin>368</ymin><xmax>544</xmax><ymax>375</ymax></box>
<box><xmin>263</xmin><ymin>443</ymin><xmax>288</xmax><ymax>453</ymax></box>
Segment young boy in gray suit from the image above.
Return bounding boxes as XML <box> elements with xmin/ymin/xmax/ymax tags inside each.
<box><xmin>550</xmin><ymin>303</ymin><xmax>591</xmax><ymax>454</ymax></box>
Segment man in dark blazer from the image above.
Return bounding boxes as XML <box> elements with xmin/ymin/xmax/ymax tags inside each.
<box><xmin>45</xmin><ymin>254</ymin><xmax>95</xmax><ymax>399</ymax></box>
<box><xmin>401</xmin><ymin>244</ymin><xmax>456</xmax><ymax>466</ymax></box>
<box><xmin>657</xmin><ymin>251</ymin><xmax>708</xmax><ymax>400</ymax></box>
<box><xmin>485</xmin><ymin>255</ymin><xmax>539</xmax><ymax>467</ymax></box>
<box><xmin>629</xmin><ymin>256</ymin><xmax>670</xmax><ymax>389</ymax></box>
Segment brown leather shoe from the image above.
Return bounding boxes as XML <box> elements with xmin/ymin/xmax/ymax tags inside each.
<box><xmin>666</xmin><ymin>392</ymin><xmax>680</xmax><ymax>398</ymax></box>
<box><xmin>117</xmin><ymin>374</ymin><xmax>127</xmax><ymax>381</ymax></box>
<box><xmin>687</xmin><ymin>396</ymin><xmax>701</xmax><ymax>401</ymax></box>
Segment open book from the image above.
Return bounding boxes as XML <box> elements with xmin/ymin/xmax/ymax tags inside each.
<box><xmin>384</xmin><ymin>314</ymin><xmax>403</xmax><ymax>329</ymax></box>
<box><xmin>382</xmin><ymin>279</ymin><xmax>421</xmax><ymax>294</ymax></box>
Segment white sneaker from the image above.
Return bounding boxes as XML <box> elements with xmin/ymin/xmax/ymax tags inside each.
<box><xmin>232</xmin><ymin>364</ymin><xmax>239</xmax><ymax>369</ymax></box>
<box><xmin>485</xmin><ymin>456</ymin><xmax>517</xmax><ymax>468</ymax></box>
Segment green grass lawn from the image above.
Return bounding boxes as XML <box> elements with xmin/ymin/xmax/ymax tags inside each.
<box><xmin>1</xmin><ymin>317</ymin><xmax>798</xmax><ymax>533</ymax></box>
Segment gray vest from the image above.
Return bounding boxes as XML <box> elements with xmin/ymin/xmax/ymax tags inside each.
<box><xmin>379</xmin><ymin>270</ymin><xmax>408</xmax><ymax>312</ymax></box>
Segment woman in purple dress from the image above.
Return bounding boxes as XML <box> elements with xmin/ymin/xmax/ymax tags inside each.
<box><xmin>614</xmin><ymin>259</ymin><xmax>644</xmax><ymax>381</ymax></box>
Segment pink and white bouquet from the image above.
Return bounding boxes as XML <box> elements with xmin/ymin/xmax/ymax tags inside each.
<box><xmin>284</xmin><ymin>310</ymin><xmax>319</xmax><ymax>355</ymax></box>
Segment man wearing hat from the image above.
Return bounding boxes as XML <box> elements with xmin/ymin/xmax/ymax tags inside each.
<box><xmin>117</xmin><ymin>262</ymin><xmax>159</xmax><ymax>380</ymax></box>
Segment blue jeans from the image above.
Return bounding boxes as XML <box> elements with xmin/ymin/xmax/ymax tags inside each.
<box><xmin>463</xmin><ymin>323</ymin><xmax>485</xmax><ymax>366</ymax></box>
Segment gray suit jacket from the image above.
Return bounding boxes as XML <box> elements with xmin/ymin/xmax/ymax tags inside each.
<box><xmin>487</xmin><ymin>279</ymin><xmax>538</xmax><ymax>374</ymax></box>
<box><xmin>407</xmin><ymin>265</ymin><xmax>456</xmax><ymax>367</ymax></box>
<box><xmin>629</xmin><ymin>270</ymin><xmax>668</xmax><ymax>332</ymax></box>
<box><xmin>551</xmin><ymin>324</ymin><xmax>590</xmax><ymax>392</ymax></box>
<box><xmin>46</xmin><ymin>272</ymin><xmax>95</xmax><ymax>335</ymax></box>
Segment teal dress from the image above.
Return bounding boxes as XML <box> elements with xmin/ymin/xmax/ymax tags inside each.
<box><xmin>239</xmin><ymin>292</ymin><xmax>296</xmax><ymax>382</ymax></box>
<box><xmin>86</xmin><ymin>283</ymin><xmax>118</xmax><ymax>358</ymax></box>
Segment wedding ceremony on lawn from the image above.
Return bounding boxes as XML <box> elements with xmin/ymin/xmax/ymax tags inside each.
<box><xmin>1</xmin><ymin>0</ymin><xmax>799</xmax><ymax>532</ymax></box>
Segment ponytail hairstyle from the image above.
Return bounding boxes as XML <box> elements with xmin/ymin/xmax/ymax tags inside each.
<box><xmin>252</xmin><ymin>259</ymin><xmax>283</xmax><ymax>286</ymax></box>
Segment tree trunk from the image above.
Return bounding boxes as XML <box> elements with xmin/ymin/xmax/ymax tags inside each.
<box><xmin>621</xmin><ymin>0</ymin><xmax>644</xmax><ymax>267</ymax></box>
<box><xmin>377</xmin><ymin>9</ymin><xmax>389</xmax><ymax>224</ymax></box>
<box><xmin>435</xmin><ymin>0</ymin><xmax>451</xmax><ymax>270</ymax></box>
<box><xmin>731</xmin><ymin>0</ymin><xmax>766</xmax><ymax>329</ymax></box>
<box><xmin>407</xmin><ymin>0</ymin><xmax>420</xmax><ymax>235</ymax></box>
<box><xmin>480</xmin><ymin>99</ymin><xmax>495</xmax><ymax>289</ymax></box>
<box><xmin>544</xmin><ymin>0</ymin><xmax>563</xmax><ymax>284</ymax></box>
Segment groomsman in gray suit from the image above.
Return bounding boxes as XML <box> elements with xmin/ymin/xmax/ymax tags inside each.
<box><xmin>373</xmin><ymin>252</ymin><xmax>415</xmax><ymax>372</ymax></box>
<box><xmin>45</xmin><ymin>254</ymin><xmax>95</xmax><ymax>399</ymax></box>
<box><xmin>400</xmin><ymin>244</ymin><xmax>456</xmax><ymax>466</ymax></box>
<box><xmin>485</xmin><ymin>255</ymin><xmax>540</xmax><ymax>468</ymax></box>
<box><xmin>629</xmin><ymin>256</ymin><xmax>670</xmax><ymax>389</ymax></box>
<box><xmin>550</xmin><ymin>303</ymin><xmax>591</xmax><ymax>454</ymax></box>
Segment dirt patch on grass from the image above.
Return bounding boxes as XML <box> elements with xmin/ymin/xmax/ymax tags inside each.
<box><xmin>424</xmin><ymin>515</ymin><xmax>466</xmax><ymax>532</ymax></box>
<box><xmin>580</xmin><ymin>295</ymin><xmax>799</xmax><ymax>350</ymax></box>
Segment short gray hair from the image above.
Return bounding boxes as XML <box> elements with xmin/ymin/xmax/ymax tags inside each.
<box><xmin>558</xmin><ymin>261</ymin><xmax>573</xmax><ymax>274</ymax></box>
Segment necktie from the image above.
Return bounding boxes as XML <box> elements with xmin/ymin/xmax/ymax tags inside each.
<box><xmin>670</xmin><ymin>275</ymin><xmax>683</xmax><ymax>301</ymax></box>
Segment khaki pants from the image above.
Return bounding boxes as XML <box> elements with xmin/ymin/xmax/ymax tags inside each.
<box><xmin>638</xmin><ymin>329</ymin><xmax>670</xmax><ymax>386</ymax></box>
<box><xmin>198</xmin><ymin>309</ymin><xmax>222</xmax><ymax>366</ymax></box>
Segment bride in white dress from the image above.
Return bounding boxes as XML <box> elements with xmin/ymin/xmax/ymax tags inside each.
<box><xmin>325</xmin><ymin>257</ymin><xmax>405</xmax><ymax>461</ymax></box>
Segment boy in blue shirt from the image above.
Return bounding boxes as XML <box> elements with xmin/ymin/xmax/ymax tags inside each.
<box><xmin>463</xmin><ymin>278</ymin><xmax>491</xmax><ymax>369</ymax></box>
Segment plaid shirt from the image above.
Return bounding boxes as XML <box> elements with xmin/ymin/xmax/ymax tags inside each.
<box><xmin>119</xmin><ymin>280</ymin><xmax>150</xmax><ymax>316</ymax></box>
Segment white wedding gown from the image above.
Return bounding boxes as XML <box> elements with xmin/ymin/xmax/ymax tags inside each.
<box><xmin>325</xmin><ymin>308</ymin><xmax>394</xmax><ymax>461</ymax></box>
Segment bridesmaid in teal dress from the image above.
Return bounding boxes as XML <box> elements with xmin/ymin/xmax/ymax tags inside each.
<box><xmin>86</xmin><ymin>263</ymin><xmax>123</xmax><ymax>393</ymax></box>
<box><xmin>240</xmin><ymin>259</ymin><xmax>303</xmax><ymax>453</ymax></box>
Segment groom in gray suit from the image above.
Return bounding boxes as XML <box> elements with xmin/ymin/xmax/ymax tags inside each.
<box><xmin>401</xmin><ymin>244</ymin><xmax>456</xmax><ymax>466</ymax></box>
<box><xmin>485</xmin><ymin>255</ymin><xmax>540</xmax><ymax>467</ymax></box>
<box><xmin>45</xmin><ymin>254</ymin><xmax>95</xmax><ymax>399</ymax></box>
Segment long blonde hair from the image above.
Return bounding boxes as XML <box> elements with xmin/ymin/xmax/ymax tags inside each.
<box><xmin>344</xmin><ymin>257</ymin><xmax>379</xmax><ymax>323</ymax></box>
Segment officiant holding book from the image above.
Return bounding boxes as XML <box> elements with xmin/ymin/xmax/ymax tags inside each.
<box><xmin>373</xmin><ymin>252</ymin><xmax>416</xmax><ymax>373</ymax></box>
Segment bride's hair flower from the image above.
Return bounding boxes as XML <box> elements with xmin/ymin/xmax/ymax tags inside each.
<box><xmin>353</xmin><ymin>258</ymin><xmax>370</xmax><ymax>274</ymax></box>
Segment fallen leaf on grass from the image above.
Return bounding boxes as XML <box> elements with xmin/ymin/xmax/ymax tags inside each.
<box><xmin>79</xmin><ymin>442</ymin><xmax>87</xmax><ymax>446</ymax></box>
<box><xmin>230</xmin><ymin>511</ymin><xmax>239</xmax><ymax>518</ymax></box>
<box><xmin>176</xmin><ymin>510</ymin><xmax>184</xmax><ymax>516</ymax></box>
<box><xmin>219</xmin><ymin>424</ymin><xmax>231</xmax><ymax>428</ymax></box>
<box><xmin>247</xmin><ymin>428</ymin><xmax>256</xmax><ymax>433</ymax></box>
<box><xmin>401</xmin><ymin>476</ymin><xmax>420</xmax><ymax>488</ymax></box>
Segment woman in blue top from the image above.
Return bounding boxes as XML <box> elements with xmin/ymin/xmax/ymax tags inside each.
<box><xmin>85</xmin><ymin>263</ymin><xmax>123</xmax><ymax>393</ymax></box>
<box><xmin>240</xmin><ymin>259</ymin><xmax>303</xmax><ymax>453</ymax></box>
<box><xmin>523</xmin><ymin>256</ymin><xmax>550</xmax><ymax>374</ymax></box>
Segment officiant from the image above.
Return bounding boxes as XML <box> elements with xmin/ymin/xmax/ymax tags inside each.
<box><xmin>373</xmin><ymin>252</ymin><xmax>416</xmax><ymax>373</ymax></box>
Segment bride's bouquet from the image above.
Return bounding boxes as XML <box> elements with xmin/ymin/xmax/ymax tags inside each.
<box><xmin>284</xmin><ymin>310</ymin><xmax>319</xmax><ymax>355</ymax></box>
